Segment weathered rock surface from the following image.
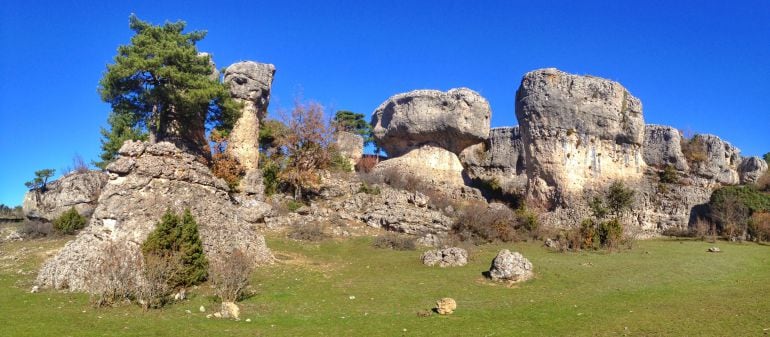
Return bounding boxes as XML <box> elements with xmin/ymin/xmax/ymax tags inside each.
<box><xmin>488</xmin><ymin>249</ymin><xmax>533</xmax><ymax>282</ymax></box>
<box><xmin>223</xmin><ymin>61</ymin><xmax>276</xmax><ymax>171</ymax></box>
<box><xmin>516</xmin><ymin>68</ymin><xmax>645</xmax><ymax>207</ymax></box>
<box><xmin>373</xmin><ymin>145</ymin><xmax>466</xmax><ymax>187</ymax></box>
<box><xmin>22</xmin><ymin>171</ymin><xmax>108</xmax><ymax>222</ymax></box>
<box><xmin>36</xmin><ymin>141</ymin><xmax>272</xmax><ymax>292</ymax></box>
<box><xmin>371</xmin><ymin>88</ymin><xmax>491</xmax><ymax>157</ymax></box>
<box><xmin>643</xmin><ymin>124</ymin><xmax>689</xmax><ymax>171</ymax></box>
<box><xmin>334</xmin><ymin>131</ymin><xmax>364</xmax><ymax>167</ymax></box>
<box><xmin>738</xmin><ymin>156</ymin><xmax>767</xmax><ymax>184</ymax></box>
<box><xmin>460</xmin><ymin>126</ymin><xmax>527</xmax><ymax>195</ymax></box>
<box><xmin>435</xmin><ymin>298</ymin><xmax>457</xmax><ymax>315</ymax></box>
<box><xmin>421</xmin><ymin>247</ymin><xmax>468</xmax><ymax>267</ymax></box>
<box><xmin>689</xmin><ymin>134</ymin><xmax>741</xmax><ymax>185</ymax></box>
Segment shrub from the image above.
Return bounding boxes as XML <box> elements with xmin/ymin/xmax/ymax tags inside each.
<box><xmin>285</xmin><ymin>200</ymin><xmax>304</xmax><ymax>213</ymax></box>
<box><xmin>598</xmin><ymin>218</ymin><xmax>623</xmax><ymax>250</ymax></box>
<box><xmin>452</xmin><ymin>202</ymin><xmax>526</xmax><ymax>244</ymax></box>
<box><xmin>211</xmin><ymin>152</ymin><xmax>244</xmax><ymax>191</ymax></box>
<box><xmin>355</xmin><ymin>156</ymin><xmax>378</xmax><ymax>173</ymax></box>
<box><xmin>52</xmin><ymin>207</ymin><xmax>87</xmax><ymax>235</ymax></box>
<box><xmin>288</xmin><ymin>222</ymin><xmax>329</xmax><ymax>241</ymax></box>
<box><xmin>659</xmin><ymin>164</ymin><xmax>679</xmax><ymax>184</ymax></box>
<box><xmin>141</xmin><ymin>209</ymin><xmax>208</xmax><ymax>288</ymax></box>
<box><xmin>756</xmin><ymin>171</ymin><xmax>770</xmax><ymax>192</ymax></box>
<box><xmin>329</xmin><ymin>147</ymin><xmax>353</xmax><ymax>172</ymax></box>
<box><xmin>681</xmin><ymin>136</ymin><xmax>708</xmax><ymax>164</ymax></box>
<box><xmin>91</xmin><ymin>242</ymin><xmax>142</xmax><ymax>307</ymax></box>
<box><xmin>209</xmin><ymin>249</ymin><xmax>254</xmax><ymax>302</ymax></box>
<box><xmin>19</xmin><ymin>220</ymin><xmax>53</xmax><ymax>238</ymax></box>
<box><xmin>749</xmin><ymin>212</ymin><xmax>770</xmax><ymax>242</ymax></box>
<box><xmin>261</xmin><ymin>156</ymin><xmax>281</xmax><ymax>196</ymax></box>
<box><xmin>372</xmin><ymin>233</ymin><xmax>416</xmax><ymax>251</ymax></box>
<box><xmin>606</xmin><ymin>181</ymin><xmax>635</xmax><ymax>216</ymax></box>
<box><xmin>358</xmin><ymin>182</ymin><xmax>381</xmax><ymax>195</ymax></box>
<box><xmin>137</xmin><ymin>252</ymin><xmax>181</xmax><ymax>310</ymax></box>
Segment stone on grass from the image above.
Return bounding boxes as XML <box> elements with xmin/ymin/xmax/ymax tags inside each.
<box><xmin>435</xmin><ymin>298</ymin><xmax>457</xmax><ymax>315</ymax></box>
<box><xmin>488</xmin><ymin>249</ymin><xmax>533</xmax><ymax>282</ymax></box>
<box><xmin>421</xmin><ymin>247</ymin><xmax>468</xmax><ymax>267</ymax></box>
<box><xmin>221</xmin><ymin>302</ymin><xmax>240</xmax><ymax>319</ymax></box>
<box><xmin>707</xmin><ymin>247</ymin><xmax>721</xmax><ymax>253</ymax></box>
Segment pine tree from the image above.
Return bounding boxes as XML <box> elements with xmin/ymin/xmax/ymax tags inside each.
<box><xmin>332</xmin><ymin>110</ymin><xmax>373</xmax><ymax>145</ymax></box>
<box><xmin>142</xmin><ymin>209</ymin><xmax>208</xmax><ymax>287</ymax></box>
<box><xmin>98</xmin><ymin>14</ymin><xmax>239</xmax><ymax>160</ymax></box>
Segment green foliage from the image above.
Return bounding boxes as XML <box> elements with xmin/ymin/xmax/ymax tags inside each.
<box><xmin>598</xmin><ymin>218</ymin><xmax>623</xmax><ymax>249</ymax></box>
<box><xmin>710</xmin><ymin>185</ymin><xmax>770</xmax><ymax>214</ymax></box>
<box><xmin>259</xmin><ymin>119</ymin><xmax>289</xmax><ymax>153</ymax></box>
<box><xmin>261</xmin><ymin>155</ymin><xmax>281</xmax><ymax>196</ymax></box>
<box><xmin>96</xmin><ymin>112</ymin><xmax>148</xmax><ymax>169</ymax></box>
<box><xmin>372</xmin><ymin>233</ymin><xmax>417</xmax><ymax>251</ymax></box>
<box><xmin>606</xmin><ymin>180</ymin><xmax>635</xmax><ymax>216</ymax></box>
<box><xmin>357</xmin><ymin>182</ymin><xmax>381</xmax><ymax>195</ymax></box>
<box><xmin>98</xmin><ymin>15</ymin><xmax>238</xmax><ymax>155</ymax></box>
<box><xmin>332</xmin><ymin>110</ymin><xmax>373</xmax><ymax>145</ymax></box>
<box><xmin>329</xmin><ymin>148</ymin><xmax>353</xmax><ymax>172</ymax></box>
<box><xmin>25</xmin><ymin>169</ymin><xmax>55</xmax><ymax>191</ymax></box>
<box><xmin>141</xmin><ymin>209</ymin><xmax>208</xmax><ymax>287</ymax></box>
<box><xmin>588</xmin><ymin>196</ymin><xmax>608</xmax><ymax>219</ymax></box>
<box><xmin>763</xmin><ymin>152</ymin><xmax>770</xmax><ymax>165</ymax></box>
<box><xmin>52</xmin><ymin>207</ymin><xmax>87</xmax><ymax>235</ymax></box>
<box><xmin>659</xmin><ymin>164</ymin><xmax>679</xmax><ymax>184</ymax></box>
<box><xmin>285</xmin><ymin>200</ymin><xmax>304</xmax><ymax>213</ymax></box>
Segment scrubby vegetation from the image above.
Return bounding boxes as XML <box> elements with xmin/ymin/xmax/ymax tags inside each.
<box><xmin>708</xmin><ymin>185</ymin><xmax>770</xmax><ymax>241</ymax></box>
<box><xmin>562</xmin><ymin>181</ymin><xmax>635</xmax><ymax>251</ymax></box>
<box><xmin>372</xmin><ymin>232</ymin><xmax>417</xmax><ymax>251</ymax></box>
<box><xmin>451</xmin><ymin>201</ymin><xmax>539</xmax><ymax>244</ymax></box>
<box><xmin>52</xmin><ymin>207</ymin><xmax>87</xmax><ymax>235</ymax></box>
<box><xmin>288</xmin><ymin>222</ymin><xmax>329</xmax><ymax>242</ymax></box>
<box><xmin>680</xmin><ymin>135</ymin><xmax>708</xmax><ymax>165</ymax></box>
<box><xmin>142</xmin><ymin>209</ymin><xmax>208</xmax><ymax>289</ymax></box>
<box><xmin>209</xmin><ymin>249</ymin><xmax>254</xmax><ymax>302</ymax></box>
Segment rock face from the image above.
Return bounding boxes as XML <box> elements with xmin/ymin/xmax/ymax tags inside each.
<box><xmin>460</xmin><ymin>126</ymin><xmax>527</xmax><ymax>195</ymax></box>
<box><xmin>36</xmin><ymin>141</ymin><xmax>272</xmax><ymax>292</ymax></box>
<box><xmin>643</xmin><ymin>125</ymin><xmax>689</xmax><ymax>171</ymax></box>
<box><xmin>421</xmin><ymin>247</ymin><xmax>468</xmax><ymax>267</ymax></box>
<box><xmin>689</xmin><ymin>134</ymin><xmax>741</xmax><ymax>185</ymax></box>
<box><xmin>22</xmin><ymin>171</ymin><xmax>108</xmax><ymax>222</ymax></box>
<box><xmin>223</xmin><ymin>61</ymin><xmax>276</xmax><ymax>171</ymax></box>
<box><xmin>488</xmin><ymin>249</ymin><xmax>533</xmax><ymax>282</ymax></box>
<box><xmin>371</xmin><ymin>88</ymin><xmax>491</xmax><ymax>157</ymax></box>
<box><xmin>334</xmin><ymin>131</ymin><xmax>364</xmax><ymax>167</ymax></box>
<box><xmin>738</xmin><ymin>156</ymin><xmax>768</xmax><ymax>184</ymax></box>
<box><xmin>373</xmin><ymin>145</ymin><xmax>466</xmax><ymax>187</ymax></box>
<box><xmin>516</xmin><ymin>68</ymin><xmax>645</xmax><ymax>207</ymax></box>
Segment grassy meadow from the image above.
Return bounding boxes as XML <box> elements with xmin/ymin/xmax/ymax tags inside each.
<box><xmin>1</xmin><ymin>233</ymin><xmax>769</xmax><ymax>336</ymax></box>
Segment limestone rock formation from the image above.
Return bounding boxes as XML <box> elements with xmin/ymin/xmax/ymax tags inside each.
<box><xmin>689</xmin><ymin>134</ymin><xmax>741</xmax><ymax>185</ymax></box>
<box><xmin>516</xmin><ymin>68</ymin><xmax>645</xmax><ymax>207</ymax></box>
<box><xmin>371</xmin><ymin>88</ymin><xmax>491</xmax><ymax>157</ymax></box>
<box><xmin>334</xmin><ymin>131</ymin><xmax>364</xmax><ymax>167</ymax></box>
<box><xmin>22</xmin><ymin>171</ymin><xmax>108</xmax><ymax>222</ymax></box>
<box><xmin>223</xmin><ymin>61</ymin><xmax>276</xmax><ymax>171</ymax></box>
<box><xmin>36</xmin><ymin>141</ymin><xmax>272</xmax><ymax>292</ymax></box>
<box><xmin>643</xmin><ymin>124</ymin><xmax>689</xmax><ymax>171</ymax></box>
<box><xmin>738</xmin><ymin>156</ymin><xmax>768</xmax><ymax>184</ymax></box>
<box><xmin>373</xmin><ymin>145</ymin><xmax>466</xmax><ymax>187</ymax></box>
<box><xmin>421</xmin><ymin>247</ymin><xmax>468</xmax><ymax>267</ymax></box>
<box><xmin>488</xmin><ymin>249</ymin><xmax>533</xmax><ymax>282</ymax></box>
<box><xmin>460</xmin><ymin>126</ymin><xmax>527</xmax><ymax>195</ymax></box>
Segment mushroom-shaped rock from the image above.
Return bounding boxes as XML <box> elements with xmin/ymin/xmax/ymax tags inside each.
<box><xmin>515</xmin><ymin>68</ymin><xmax>645</xmax><ymax>206</ymax></box>
<box><xmin>223</xmin><ymin>61</ymin><xmax>276</xmax><ymax>172</ymax></box>
<box><xmin>488</xmin><ymin>249</ymin><xmax>533</xmax><ymax>282</ymax></box>
<box><xmin>738</xmin><ymin>156</ymin><xmax>768</xmax><ymax>184</ymax></box>
<box><xmin>371</xmin><ymin>88</ymin><xmax>491</xmax><ymax>157</ymax></box>
<box><xmin>643</xmin><ymin>124</ymin><xmax>689</xmax><ymax>171</ymax></box>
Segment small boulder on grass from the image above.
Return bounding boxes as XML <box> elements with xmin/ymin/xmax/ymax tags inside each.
<box><xmin>221</xmin><ymin>302</ymin><xmax>240</xmax><ymax>319</ymax></box>
<box><xmin>435</xmin><ymin>298</ymin><xmax>457</xmax><ymax>315</ymax></box>
<box><xmin>488</xmin><ymin>249</ymin><xmax>533</xmax><ymax>283</ymax></box>
<box><xmin>421</xmin><ymin>247</ymin><xmax>468</xmax><ymax>267</ymax></box>
<box><xmin>707</xmin><ymin>247</ymin><xmax>721</xmax><ymax>253</ymax></box>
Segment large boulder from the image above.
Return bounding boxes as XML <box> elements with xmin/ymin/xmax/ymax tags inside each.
<box><xmin>460</xmin><ymin>126</ymin><xmax>527</xmax><ymax>195</ymax></box>
<box><xmin>738</xmin><ymin>156</ymin><xmax>768</xmax><ymax>184</ymax></box>
<box><xmin>22</xmin><ymin>171</ymin><xmax>108</xmax><ymax>222</ymax></box>
<box><xmin>643</xmin><ymin>124</ymin><xmax>689</xmax><ymax>171</ymax></box>
<box><xmin>515</xmin><ymin>68</ymin><xmax>645</xmax><ymax>207</ymax></box>
<box><xmin>371</xmin><ymin>88</ymin><xmax>491</xmax><ymax>157</ymax></box>
<box><xmin>223</xmin><ymin>61</ymin><xmax>276</xmax><ymax>171</ymax></box>
<box><xmin>421</xmin><ymin>247</ymin><xmax>468</xmax><ymax>267</ymax></box>
<box><xmin>334</xmin><ymin>131</ymin><xmax>364</xmax><ymax>167</ymax></box>
<box><xmin>688</xmin><ymin>134</ymin><xmax>740</xmax><ymax>185</ymax></box>
<box><xmin>36</xmin><ymin>141</ymin><xmax>272</xmax><ymax>292</ymax></box>
<box><xmin>488</xmin><ymin>249</ymin><xmax>533</xmax><ymax>282</ymax></box>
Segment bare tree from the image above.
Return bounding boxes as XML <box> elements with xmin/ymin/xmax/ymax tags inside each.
<box><xmin>209</xmin><ymin>249</ymin><xmax>254</xmax><ymax>302</ymax></box>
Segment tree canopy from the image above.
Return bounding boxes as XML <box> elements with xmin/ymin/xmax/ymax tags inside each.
<box><xmin>332</xmin><ymin>110</ymin><xmax>373</xmax><ymax>145</ymax></box>
<box><xmin>25</xmin><ymin>169</ymin><xmax>55</xmax><ymax>192</ymax></box>
<box><xmin>98</xmin><ymin>14</ymin><xmax>239</xmax><ymax>161</ymax></box>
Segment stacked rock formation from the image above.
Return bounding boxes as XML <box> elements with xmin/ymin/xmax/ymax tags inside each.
<box><xmin>371</xmin><ymin>88</ymin><xmax>491</xmax><ymax>186</ymax></box>
<box><xmin>36</xmin><ymin>141</ymin><xmax>272</xmax><ymax>292</ymax></box>
<box><xmin>22</xmin><ymin>171</ymin><xmax>108</xmax><ymax>222</ymax></box>
<box><xmin>460</xmin><ymin>126</ymin><xmax>527</xmax><ymax>196</ymax></box>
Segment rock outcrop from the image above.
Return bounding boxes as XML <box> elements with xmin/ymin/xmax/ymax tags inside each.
<box><xmin>516</xmin><ymin>68</ymin><xmax>645</xmax><ymax>207</ymax></box>
<box><xmin>373</xmin><ymin>145</ymin><xmax>466</xmax><ymax>187</ymax></box>
<box><xmin>334</xmin><ymin>131</ymin><xmax>364</xmax><ymax>167</ymax></box>
<box><xmin>22</xmin><ymin>171</ymin><xmax>108</xmax><ymax>222</ymax></box>
<box><xmin>689</xmin><ymin>134</ymin><xmax>741</xmax><ymax>185</ymax></box>
<box><xmin>36</xmin><ymin>141</ymin><xmax>272</xmax><ymax>292</ymax></box>
<box><xmin>643</xmin><ymin>124</ymin><xmax>689</xmax><ymax>171</ymax></box>
<box><xmin>223</xmin><ymin>61</ymin><xmax>276</xmax><ymax>171</ymax></box>
<box><xmin>488</xmin><ymin>249</ymin><xmax>533</xmax><ymax>282</ymax></box>
<box><xmin>460</xmin><ymin>126</ymin><xmax>527</xmax><ymax>195</ymax></box>
<box><xmin>421</xmin><ymin>247</ymin><xmax>468</xmax><ymax>267</ymax></box>
<box><xmin>738</xmin><ymin>156</ymin><xmax>768</xmax><ymax>184</ymax></box>
<box><xmin>371</xmin><ymin>88</ymin><xmax>491</xmax><ymax>157</ymax></box>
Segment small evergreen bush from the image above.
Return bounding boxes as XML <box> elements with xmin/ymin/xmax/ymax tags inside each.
<box><xmin>141</xmin><ymin>209</ymin><xmax>208</xmax><ymax>288</ymax></box>
<box><xmin>53</xmin><ymin>207</ymin><xmax>87</xmax><ymax>235</ymax></box>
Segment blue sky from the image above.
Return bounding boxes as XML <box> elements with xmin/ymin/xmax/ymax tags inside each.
<box><xmin>1</xmin><ymin>0</ymin><xmax>769</xmax><ymax>206</ymax></box>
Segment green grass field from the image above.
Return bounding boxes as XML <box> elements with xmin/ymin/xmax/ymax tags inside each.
<box><xmin>1</xmin><ymin>234</ymin><xmax>769</xmax><ymax>336</ymax></box>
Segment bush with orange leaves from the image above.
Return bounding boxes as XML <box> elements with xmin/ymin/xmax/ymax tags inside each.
<box><xmin>210</xmin><ymin>129</ymin><xmax>245</xmax><ymax>191</ymax></box>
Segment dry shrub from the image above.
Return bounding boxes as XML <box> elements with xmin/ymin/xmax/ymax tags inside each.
<box><xmin>288</xmin><ymin>222</ymin><xmax>329</xmax><ymax>241</ymax></box>
<box><xmin>19</xmin><ymin>220</ymin><xmax>53</xmax><ymax>238</ymax></box>
<box><xmin>756</xmin><ymin>171</ymin><xmax>770</xmax><ymax>192</ymax></box>
<box><xmin>452</xmin><ymin>202</ymin><xmax>520</xmax><ymax>244</ymax></box>
<box><xmin>750</xmin><ymin>212</ymin><xmax>770</xmax><ymax>242</ymax></box>
<box><xmin>209</xmin><ymin>249</ymin><xmax>254</xmax><ymax>302</ymax></box>
<box><xmin>91</xmin><ymin>242</ymin><xmax>142</xmax><ymax>307</ymax></box>
<box><xmin>693</xmin><ymin>217</ymin><xmax>713</xmax><ymax>240</ymax></box>
<box><xmin>136</xmin><ymin>252</ymin><xmax>181</xmax><ymax>310</ymax></box>
<box><xmin>356</xmin><ymin>155</ymin><xmax>378</xmax><ymax>173</ymax></box>
<box><xmin>373</xmin><ymin>232</ymin><xmax>417</xmax><ymax>251</ymax></box>
<box><xmin>681</xmin><ymin>136</ymin><xmax>708</xmax><ymax>164</ymax></box>
<box><xmin>211</xmin><ymin>152</ymin><xmax>245</xmax><ymax>191</ymax></box>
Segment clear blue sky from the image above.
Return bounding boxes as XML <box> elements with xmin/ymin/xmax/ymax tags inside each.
<box><xmin>1</xmin><ymin>0</ymin><xmax>769</xmax><ymax>206</ymax></box>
